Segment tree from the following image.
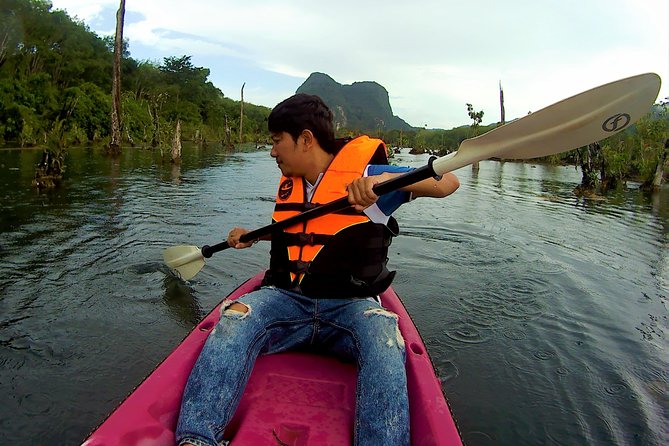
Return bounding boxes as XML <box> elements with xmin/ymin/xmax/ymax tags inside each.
<box><xmin>466</xmin><ymin>103</ymin><xmax>484</xmax><ymax>133</ymax></box>
<box><xmin>109</xmin><ymin>0</ymin><xmax>125</xmax><ymax>154</ymax></box>
<box><xmin>650</xmin><ymin>140</ymin><xmax>668</xmax><ymax>190</ymax></box>
<box><xmin>466</xmin><ymin>103</ymin><xmax>484</xmax><ymax>169</ymax></box>
<box><xmin>636</xmin><ymin>99</ymin><xmax>668</xmax><ymax>190</ymax></box>
<box><xmin>239</xmin><ymin>82</ymin><xmax>245</xmax><ymax>143</ymax></box>
<box><xmin>575</xmin><ymin>143</ymin><xmax>602</xmax><ymax>190</ymax></box>
<box><xmin>499</xmin><ymin>81</ymin><xmax>505</xmax><ymax>125</ymax></box>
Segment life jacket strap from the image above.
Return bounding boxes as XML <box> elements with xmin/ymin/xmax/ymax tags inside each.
<box><xmin>274</xmin><ymin>202</ymin><xmax>361</xmax><ymax>216</ymax></box>
<box><xmin>275</xmin><ymin>232</ymin><xmax>332</xmax><ymax>247</ymax></box>
<box><xmin>286</xmin><ymin>260</ymin><xmax>312</xmax><ymax>274</ymax></box>
<box><xmin>274</xmin><ymin>202</ymin><xmax>320</xmax><ymax>212</ymax></box>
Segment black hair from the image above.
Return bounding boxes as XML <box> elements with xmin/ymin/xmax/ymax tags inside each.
<box><xmin>268</xmin><ymin>93</ymin><xmax>336</xmax><ymax>154</ymax></box>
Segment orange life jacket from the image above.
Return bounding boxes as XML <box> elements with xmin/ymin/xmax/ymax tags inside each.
<box><xmin>262</xmin><ymin>136</ymin><xmax>397</xmax><ymax>298</ymax></box>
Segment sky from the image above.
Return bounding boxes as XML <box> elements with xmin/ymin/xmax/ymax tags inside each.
<box><xmin>49</xmin><ymin>0</ymin><xmax>668</xmax><ymax>130</ymax></box>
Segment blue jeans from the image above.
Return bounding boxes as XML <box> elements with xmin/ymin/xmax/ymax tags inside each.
<box><xmin>176</xmin><ymin>286</ymin><xmax>409</xmax><ymax>446</ymax></box>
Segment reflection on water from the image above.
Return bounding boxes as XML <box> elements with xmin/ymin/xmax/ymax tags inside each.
<box><xmin>0</xmin><ymin>146</ymin><xmax>667</xmax><ymax>445</ymax></box>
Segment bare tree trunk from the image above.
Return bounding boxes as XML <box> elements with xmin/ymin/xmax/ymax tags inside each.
<box><xmin>171</xmin><ymin>120</ymin><xmax>182</xmax><ymax>163</ymax></box>
<box><xmin>651</xmin><ymin>139</ymin><xmax>669</xmax><ymax>190</ymax></box>
<box><xmin>499</xmin><ymin>80</ymin><xmax>506</xmax><ymax>125</ymax></box>
<box><xmin>149</xmin><ymin>103</ymin><xmax>159</xmax><ymax>147</ymax></box>
<box><xmin>147</xmin><ymin>93</ymin><xmax>164</xmax><ymax>148</ymax></box>
<box><xmin>576</xmin><ymin>143</ymin><xmax>601</xmax><ymax>191</ymax></box>
<box><xmin>223</xmin><ymin>114</ymin><xmax>232</xmax><ymax>149</ymax></box>
<box><xmin>33</xmin><ymin>122</ymin><xmax>66</xmax><ymax>189</ymax></box>
<box><xmin>239</xmin><ymin>82</ymin><xmax>245</xmax><ymax>144</ymax></box>
<box><xmin>109</xmin><ymin>0</ymin><xmax>125</xmax><ymax>155</ymax></box>
<box><xmin>0</xmin><ymin>17</ymin><xmax>15</xmax><ymax>68</ymax></box>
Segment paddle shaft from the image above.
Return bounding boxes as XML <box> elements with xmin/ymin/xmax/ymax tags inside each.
<box><xmin>201</xmin><ymin>161</ymin><xmax>439</xmax><ymax>258</ymax></box>
<box><xmin>197</xmin><ymin>73</ymin><xmax>661</xmax><ymax>260</ymax></box>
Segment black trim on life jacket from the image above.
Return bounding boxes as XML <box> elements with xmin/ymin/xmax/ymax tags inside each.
<box><xmin>273</xmin><ymin>202</ymin><xmax>362</xmax><ymax>216</ymax></box>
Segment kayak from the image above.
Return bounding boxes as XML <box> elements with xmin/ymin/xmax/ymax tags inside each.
<box><xmin>83</xmin><ymin>272</ymin><xmax>462</xmax><ymax>445</ymax></box>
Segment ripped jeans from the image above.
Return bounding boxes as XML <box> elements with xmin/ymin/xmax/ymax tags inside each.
<box><xmin>175</xmin><ymin>286</ymin><xmax>409</xmax><ymax>446</ymax></box>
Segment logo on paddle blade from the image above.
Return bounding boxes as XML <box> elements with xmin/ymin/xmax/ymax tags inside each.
<box><xmin>602</xmin><ymin>113</ymin><xmax>631</xmax><ymax>132</ymax></box>
<box><xmin>278</xmin><ymin>178</ymin><xmax>293</xmax><ymax>200</ymax></box>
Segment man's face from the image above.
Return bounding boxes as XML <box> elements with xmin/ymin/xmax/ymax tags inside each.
<box><xmin>270</xmin><ymin>131</ymin><xmax>304</xmax><ymax>177</ymax></box>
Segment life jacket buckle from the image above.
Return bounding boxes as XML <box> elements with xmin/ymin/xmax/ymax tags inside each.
<box><xmin>294</xmin><ymin>260</ymin><xmax>311</xmax><ymax>274</ymax></box>
<box><xmin>298</xmin><ymin>232</ymin><xmax>316</xmax><ymax>246</ymax></box>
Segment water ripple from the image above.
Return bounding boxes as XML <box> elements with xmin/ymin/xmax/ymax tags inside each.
<box><xmin>444</xmin><ymin>323</ymin><xmax>489</xmax><ymax>344</ymax></box>
<box><xmin>556</xmin><ymin>366</ymin><xmax>570</xmax><ymax>376</ymax></box>
<box><xmin>503</xmin><ymin>327</ymin><xmax>528</xmax><ymax>341</ymax></box>
<box><xmin>462</xmin><ymin>431</ymin><xmax>495</xmax><ymax>445</ymax></box>
<box><xmin>603</xmin><ymin>382</ymin><xmax>629</xmax><ymax>396</ymax></box>
<box><xmin>533</xmin><ymin>350</ymin><xmax>557</xmax><ymax>361</ymax></box>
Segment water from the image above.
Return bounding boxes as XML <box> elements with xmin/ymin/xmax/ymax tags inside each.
<box><xmin>1</xmin><ymin>145</ymin><xmax>667</xmax><ymax>445</ymax></box>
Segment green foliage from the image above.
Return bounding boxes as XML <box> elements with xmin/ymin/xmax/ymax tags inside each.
<box><xmin>633</xmin><ymin>100</ymin><xmax>668</xmax><ymax>185</ymax></box>
<box><xmin>600</xmin><ymin>134</ymin><xmax>632</xmax><ymax>188</ymax></box>
<box><xmin>63</xmin><ymin>83</ymin><xmax>111</xmax><ymax>140</ymax></box>
<box><xmin>380</xmin><ymin>123</ymin><xmax>496</xmax><ymax>156</ymax></box>
<box><xmin>466</xmin><ymin>103</ymin><xmax>484</xmax><ymax>134</ymax></box>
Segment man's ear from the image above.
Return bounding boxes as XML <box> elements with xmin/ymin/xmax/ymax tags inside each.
<box><xmin>300</xmin><ymin>129</ymin><xmax>314</xmax><ymax>148</ymax></box>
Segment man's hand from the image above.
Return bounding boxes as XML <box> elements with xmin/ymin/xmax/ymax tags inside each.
<box><xmin>347</xmin><ymin>173</ymin><xmax>392</xmax><ymax>212</ymax></box>
<box><xmin>227</xmin><ymin>227</ymin><xmax>254</xmax><ymax>249</ymax></box>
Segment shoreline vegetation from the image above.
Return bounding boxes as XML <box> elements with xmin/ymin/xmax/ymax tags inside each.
<box><xmin>1</xmin><ymin>1</ymin><xmax>667</xmax><ymax>193</ymax></box>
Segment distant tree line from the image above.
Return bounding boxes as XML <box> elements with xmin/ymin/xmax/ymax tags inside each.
<box><xmin>0</xmin><ymin>0</ymin><xmax>270</xmax><ymax>149</ymax></box>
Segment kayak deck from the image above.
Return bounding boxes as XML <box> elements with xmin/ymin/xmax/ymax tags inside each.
<box><xmin>83</xmin><ymin>272</ymin><xmax>462</xmax><ymax>445</ymax></box>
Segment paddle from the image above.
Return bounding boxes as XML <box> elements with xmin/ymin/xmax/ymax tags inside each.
<box><xmin>164</xmin><ymin>72</ymin><xmax>661</xmax><ymax>280</ymax></box>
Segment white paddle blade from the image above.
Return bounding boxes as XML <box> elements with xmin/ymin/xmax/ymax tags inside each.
<box><xmin>433</xmin><ymin>72</ymin><xmax>662</xmax><ymax>175</ymax></box>
<box><xmin>163</xmin><ymin>245</ymin><xmax>205</xmax><ymax>281</ymax></box>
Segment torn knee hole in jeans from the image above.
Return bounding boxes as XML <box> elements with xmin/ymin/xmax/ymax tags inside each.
<box><xmin>363</xmin><ymin>308</ymin><xmax>405</xmax><ymax>348</ymax></box>
<box><xmin>363</xmin><ymin>308</ymin><xmax>399</xmax><ymax>320</ymax></box>
<box><xmin>221</xmin><ymin>300</ymin><xmax>250</xmax><ymax>318</ymax></box>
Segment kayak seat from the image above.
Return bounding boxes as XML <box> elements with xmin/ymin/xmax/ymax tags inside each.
<box><xmin>224</xmin><ymin>352</ymin><xmax>357</xmax><ymax>445</ymax></box>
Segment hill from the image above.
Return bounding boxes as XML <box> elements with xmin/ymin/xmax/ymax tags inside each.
<box><xmin>296</xmin><ymin>73</ymin><xmax>414</xmax><ymax>132</ymax></box>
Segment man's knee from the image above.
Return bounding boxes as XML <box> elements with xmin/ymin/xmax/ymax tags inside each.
<box><xmin>363</xmin><ymin>308</ymin><xmax>405</xmax><ymax>349</ymax></box>
<box><xmin>221</xmin><ymin>300</ymin><xmax>250</xmax><ymax>319</ymax></box>
<box><xmin>226</xmin><ymin>302</ymin><xmax>249</xmax><ymax>313</ymax></box>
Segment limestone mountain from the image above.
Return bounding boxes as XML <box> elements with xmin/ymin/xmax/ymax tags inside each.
<box><xmin>296</xmin><ymin>73</ymin><xmax>414</xmax><ymax>132</ymax></box>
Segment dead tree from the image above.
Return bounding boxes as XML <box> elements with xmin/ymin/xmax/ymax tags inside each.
<box><xmin>650</xmin><ymin>139</ymin><xmax>669</xmax><ymax>190</ymax></box>
<box><xmin>239</xmin><ymin>82</ymin><xmax>245</xmax><ymax>144</ymax></box>
<box><xmin>223</xmin><ymin>114</ymin><xmax>232</xmax><ymax>149</ymax></box>
<box><xmin>171</xmin><ymin>120</ymin><xmax>182</xmax><ymax>163</ymax></box>
<box><xmin>499</xmin><ymin>81</ymin><xmax>506</xmax><ymax>125</ymax></box>
<box><xmin>109</xmin><ymin>0</ymin><xmax>126</xmax><ymax>155</ymax></box>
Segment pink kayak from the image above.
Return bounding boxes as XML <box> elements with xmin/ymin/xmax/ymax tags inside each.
<box><xmin>83</xmin><ymin>272</ymin><xmax>462</xmax><ymax>445</ymax></box>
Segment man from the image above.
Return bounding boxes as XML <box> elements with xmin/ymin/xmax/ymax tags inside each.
<box><xmin>176</xmin><ymin>94</ymin><xmax>459</xmax><ymax>446</ymax></box>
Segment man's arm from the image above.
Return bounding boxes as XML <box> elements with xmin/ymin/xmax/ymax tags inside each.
<box><xmin>399</xmin><ymin>172</ymin><xmax>460</xmax><ymax>198</ymax></box>
<box><xmin>347</xmin><ymin>171</ymin><xmax>459</xmax><ymax>212</ymax></box>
